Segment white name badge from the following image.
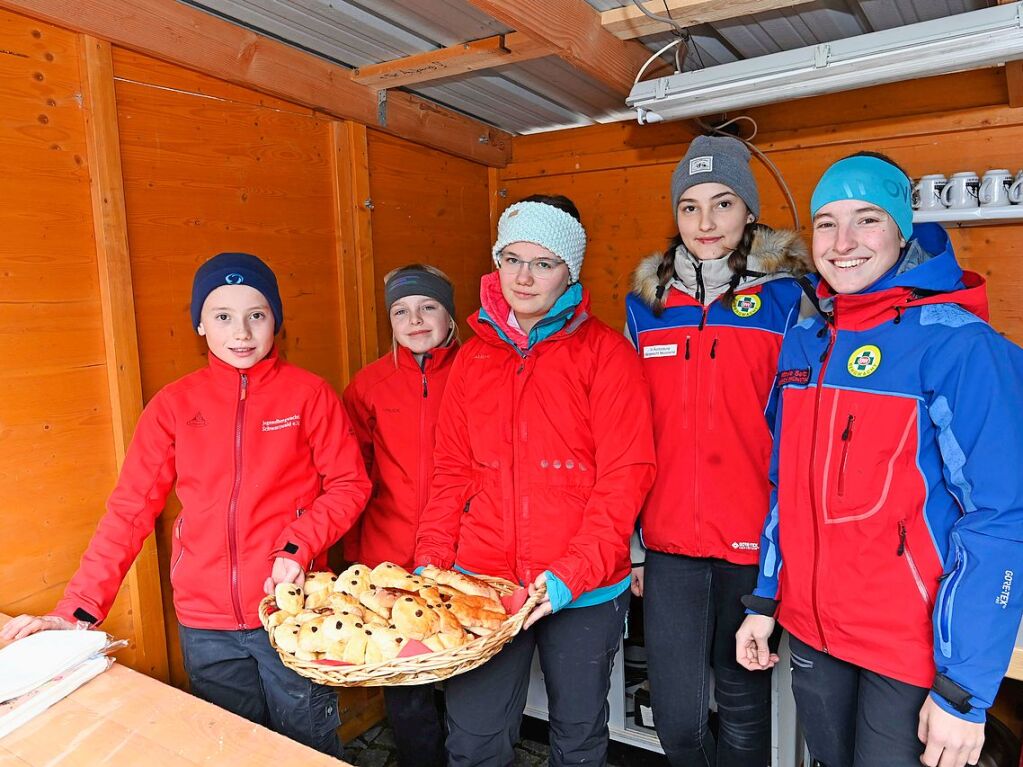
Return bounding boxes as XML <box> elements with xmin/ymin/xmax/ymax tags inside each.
<box><xmin>643</xmin><ymin>344</ymin><xmax>678</xmax><ymax>358</ymax></box>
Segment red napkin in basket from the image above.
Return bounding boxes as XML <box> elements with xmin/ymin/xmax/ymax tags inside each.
<box><xmin>397</xmin><ymin>639</ymin><xmax>433</xmax><ymax>658</ymax></box>
<box><xmin>501</xmin><ymin>586</ymin><xmax>529</xmax><ymax>614</ymax></box>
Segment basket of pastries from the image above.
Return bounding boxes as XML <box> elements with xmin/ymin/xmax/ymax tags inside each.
<box><xmin>258</xmin><ymin>561</ymin><xmax>545</xmax><ymax>686</ymax></box>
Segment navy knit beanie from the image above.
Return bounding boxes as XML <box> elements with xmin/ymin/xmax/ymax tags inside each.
<box><xmin>190</xmin><ymin>252</ymin><xmax>283</xmax><ymax>334</ymax></box>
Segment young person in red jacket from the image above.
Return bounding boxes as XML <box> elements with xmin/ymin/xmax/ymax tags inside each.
<box><xmin>415</xmin><ymin>195</ymin><xmax>656</xmax><ymax>767</ymax></box>
<box><xmin>342</xmin><ymin>264</ymin><xmax>459</xmax><ymax>767</ymax></box>
<box><xmin>625</xmin><ymin>136</ymin><xmax>810</xmax><ymax>767</ymax></box>
<box><xmin>0</xmin><ymin>252</ymin><xmax>371</xmax><ymax>758</ymax></box>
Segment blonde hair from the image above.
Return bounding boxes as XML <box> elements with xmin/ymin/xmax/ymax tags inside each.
<box><xmin>384</xmin><ymin>263</ymin><xmax>459</xmax><ymax>363</ymax></box>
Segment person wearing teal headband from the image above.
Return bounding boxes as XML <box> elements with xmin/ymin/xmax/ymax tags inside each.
<box><xmin>737</xmin><ymin>152</ymin><xmax>1023</xmax><ymax>767</ymax></box>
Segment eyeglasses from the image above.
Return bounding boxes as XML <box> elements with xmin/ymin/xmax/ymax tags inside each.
<box><xmin>498</xmin><ymin>254</ymin><xmax>566</xmax><ymax>280</ymax></box>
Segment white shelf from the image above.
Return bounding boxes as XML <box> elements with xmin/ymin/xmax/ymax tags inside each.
<box><xmin>914</xmin><ymin>207</ymin><xmax>1023</xmax><ymax>226</ymax></box>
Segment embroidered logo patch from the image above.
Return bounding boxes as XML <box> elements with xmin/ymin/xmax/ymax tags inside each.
<box><xmin>643</xmin><ymin>343</ymin><xmax>678</xmax><ymax>359</ymax></box>
<box><xmin>777</xmin><ymin>368</ymin><xmax>810</xmax><ymax>387</ymax></box>
<box><xmin>262</xmin><ymin>414</ymin><xmax>300</xmax><ymax>432</ymax></box>
<box><xmin>225</xmin><ymin>273</ymin><xmax>245</xmax><ymax>285</ymax></box>
<box><xmin>186</xmin><ymin>411</ymin><xmax>207</xmax><ymax>427</ymax></box>
<box><xmin>847</xmin><ymin>345</ymin><xmax>882</xmax><ymax>378</ymax></box>
<box><xmin>732</xmin><ymin>294</ymin><xmax>761</xmax><ymax>318</ymax></box>
<box><xmin>689</xmin><ymin>156</ymin><xmax>713</xmax><ymax>174</ymax></box>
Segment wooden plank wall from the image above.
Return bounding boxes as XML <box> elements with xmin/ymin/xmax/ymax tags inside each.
<box><xmin>497</xmin><ymin>67</ymin><xmax>1023</xmax><ymax>344</ymax></box>
<box><xmin>0</xmin><ymin>3</ymin><xmax>494</xmax><ymax>691</ymax></box>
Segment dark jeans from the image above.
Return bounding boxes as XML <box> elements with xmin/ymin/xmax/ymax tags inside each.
<box><xmin>644</xmin><ymin>551</ymin><xmax>773</xmax><ymax>767</ymax></box>
<box><xmin>178</xmin><ymin>624</ymin><xmax>343</xmax><ymax>758</ymax></box>
<box><xmin>445</xmin><ymin>590</ymin><xmax>630</xmax><ymax>767</ymax></box>
<box><xmin>383</xmin><ymin>684</ymin><xmax>445</xmax><ymax>767</ymax></box>
<box><xmin>788</xmin><ymin>635</ymin><xmax>928</xmax><ymax>767</ymax></box>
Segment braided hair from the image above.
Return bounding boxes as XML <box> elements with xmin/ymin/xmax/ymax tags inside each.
<box><xmin>650</xmin><ymin>221</ymin><xmax>766</xmax><ymax>317</ymax></box>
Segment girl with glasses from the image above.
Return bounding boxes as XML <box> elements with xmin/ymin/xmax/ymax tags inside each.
<box><xmin>415</xmin><ymin>194</ymin><xmax>656</xmax><ymax>766</ymax></box>
<box><xmin>342</xmin><ymin>264</ymin><xmax>459</xmax><ymax>767</ymax></box>
<box><xmin>625</xmin><ymin>135</ymin><xmax>811</xmax><ymax>767</ymax></box>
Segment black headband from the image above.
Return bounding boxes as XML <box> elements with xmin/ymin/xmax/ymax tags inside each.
<box><xmin>384</xmin><ymin>270</ymin><xmax>455</xmax><ymax>320</ymax></box>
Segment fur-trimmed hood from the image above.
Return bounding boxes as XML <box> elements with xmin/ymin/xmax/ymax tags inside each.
<box><xmin>632</xmin><ymin>227</ymin><xmax>811</xmax><ymax>308</ymax></box>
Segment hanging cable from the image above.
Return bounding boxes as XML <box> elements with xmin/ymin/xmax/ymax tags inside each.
<box><xmin>696</xmin><ymin>116</ymin><xmax>801</xmax><ymax>231</ymax></box>
<box><xmin>630</xmin><ymin>0</ymin><xmax>685</xmax><ymax>34</ymax></box>
<box><xmin>634</xmin><ymin>38</ymin><xmax>683</xmax><ymax>84</ymax></box>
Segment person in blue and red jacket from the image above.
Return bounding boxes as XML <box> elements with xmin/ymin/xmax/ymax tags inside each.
<box><xmin>626</xmin><ymin>135</ymin><xmax>810</xmax><ymax>767</ymax></box>
<box><xmin>0</xmin><ymin>252</ymin><xmax>371</xmax><ymax>758</ymax></box>
<box><xmin>343</xmin><ymin>264</ymin><xmax>459</xmax><ymax>767</ymax></box>
<box><xmin>736</xmin><ymin>153</ymin><xmax>1023</xmax><ymax>767</ymax></box>
<box><xmin>415</xmin><ymin>194</ymin><xmax>656</xmax><ymax>767</ymax></box>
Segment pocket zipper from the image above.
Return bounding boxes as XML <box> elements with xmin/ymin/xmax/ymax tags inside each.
<box><xmin>837</xmin><ymin>414</ymin><xmax>854</xmax><ymax>497</ymax></box>
<box><xmin>170</xmin><ymin>516</ymin><xmax>185</xmax><ymax>580</ymax></box>
<box><xmin>897</xmin><ymin>520</ymin><xmax>933</xmax><ymax>608</ymax></box>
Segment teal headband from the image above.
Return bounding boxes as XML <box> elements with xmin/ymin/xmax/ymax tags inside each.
<box><xmin>810</xmin><ymin>156</ymin><xmax>913</xmax><ymax>240</ymax></box>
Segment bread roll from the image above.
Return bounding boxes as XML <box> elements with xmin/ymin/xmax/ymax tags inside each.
<box><xmin>369</xmin><ymin>561</ymin><xmax>414</xmax><ymax>589</ymax></box>
<box><xmin>335</xmin><ymin>564</ymin><xmax>372</xmax><ymax>596</ymax></box>
<box><xmin>303</xmin><ymin>571</ymin><xmax>338</xmax><ymax>596</ymax></box>
<box><xmin>274</xmin><ymin>623</ymin><xmax>301</xmax><ymax>654</ymax></box>
<box><xmin>421</xmin><ymin>566</ymin><xmax>500</xmax><ymax>601</ymax></box>
<box><xmin>391</xmin><ymin>594</ymin><xmax>440</xmax><ymax>640</ymax></box>
<box><xmin>298</xmin><ymin>617</ymin><xmax>329</xmax><ymax>653</ymax></box>
<box><xmin>275</xmin><ymin>582</ymin><xmax>304</xmax><ymax>613</ymax></box>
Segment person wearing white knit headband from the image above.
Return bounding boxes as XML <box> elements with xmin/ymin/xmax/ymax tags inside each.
<box><xmin>415</xmin><ymin>194</ymin><xmax>656</xmax><ymax>766</ymax></box>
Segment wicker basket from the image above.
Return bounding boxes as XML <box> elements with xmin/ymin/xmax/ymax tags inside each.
<box><xmin>258</xmin><ymin>575</ymin><xmax>545</xmax><ymax>687</ymax></box>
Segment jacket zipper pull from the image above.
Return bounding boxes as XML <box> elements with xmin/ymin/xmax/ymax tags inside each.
<box><xmin>240</xmin><ymin>373</ymin><xmax>248</xmax><ymax>400</ymax></box>
<box><xmin>684</xmin><ymin>336</ymin><xmax>691</xmax><ymax>360</ymax></box>
<box><xmin>698</xmin><ymin>308</ymin><xmax>707</xmax><ymax>331</ymax></box>
<box><xmin>709</xmin><ymin>338</ymin><xmax>718</xmax><ymax>359</ymax></box>
<box><xmin>897</xmin><ymin>520</ymin><xmax>907</xmax><ymax>557</ymax></box>
<box><xmin>841</xmin><ymin>414</ymin><xmax>854</xmax><ymax>441</ymax></box>
<box><xmin>422</xmin><ymin>374</ymin><xmax>428</xmax><ymax>398</ymax></box>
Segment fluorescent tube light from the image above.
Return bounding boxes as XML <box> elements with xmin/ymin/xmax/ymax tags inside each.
<box><xmin>627</xmin><ymin>2</ymin><xmax>1023</xmax><ymax>124</ymax></box>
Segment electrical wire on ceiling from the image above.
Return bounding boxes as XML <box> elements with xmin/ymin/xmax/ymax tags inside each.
<box><xmin>696</xmin><ymin>115</ymin><xmax>801</xmax><ymax>231</ymax></box>
<box><xmin>628</xmin><ymin>2</ymin><xmax>798</xmax><ymax>230</ymax></box>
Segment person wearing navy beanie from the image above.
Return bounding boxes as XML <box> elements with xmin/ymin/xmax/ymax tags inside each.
<box><xmin>1</xmin><ymin>249</ymin><xmax>372</xmax><ymax>759</ymax></box>
<box><xmin>191</xmin><ymin>252</ymin><xmax>284</xmax><ymax>334</ymax></box>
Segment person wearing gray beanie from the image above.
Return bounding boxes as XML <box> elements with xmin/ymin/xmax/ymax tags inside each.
<box><xmin>625</xmin><ymin>134</ymin><xmax>811</xmax><ymax>766</ymax></box>
<box><xmin>670</xmin><ymin>135</ymin><xmax>760</xmax><ymax>219</ymax></box>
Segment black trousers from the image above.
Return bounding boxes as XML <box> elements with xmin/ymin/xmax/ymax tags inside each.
<box><xmin>444</xmin><ymin>590</ymin><xmax>630</xmax><ymax>767</ymax></box>
<box><xmin>178</xmin><ymin>624</ymin><xmax>343</xmax><ymax>758</ymax></box>
<box><xmin>644</xmin><ymin>551</ymin><xmax>773</xmax><ymax>767</ymax></box>
<box><xmin>383</xmin><ymin>684</ymin><xmax>446</xmax><ymax>767</ymax></box>
<box><xmin>788</xmin><ymin>635</ymin><xmax>929</xmax><ymax>767</ymax></box>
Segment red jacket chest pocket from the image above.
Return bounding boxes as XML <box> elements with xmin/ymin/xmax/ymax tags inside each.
<box><xmin>816</xmin><ymin>389</ymin><xmax>922</xmax><ymax>525</ymax></box>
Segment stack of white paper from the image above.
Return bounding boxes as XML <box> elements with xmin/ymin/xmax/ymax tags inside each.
<box><xmin>0</xmin><ymin>630</ymin><xmax>114</xmax><ymax>739</ymax></box>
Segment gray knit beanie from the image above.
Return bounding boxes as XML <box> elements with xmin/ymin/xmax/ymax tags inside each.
<box><xmin>670</xmin><ymin>135</ymin><xmax>760</xmax><ymax>218</ymax></box>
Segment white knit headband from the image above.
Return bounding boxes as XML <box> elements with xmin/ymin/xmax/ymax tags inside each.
<box><xmin>491</xmin><ymin>201</ymin><xmax>587</xmax><ymax>283</ymax></box>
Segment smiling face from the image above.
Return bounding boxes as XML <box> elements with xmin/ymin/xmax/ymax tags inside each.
<box><xmin>197</xmin><ymin>284</ymin><xmax>275</xmax><ymax>369</ymax></box>
<box><xmin>812</xmin><ymin>199</ymin><xmax>905</xmax><ymax>295</ymax></box>
<box><xmin>389</xmin><ymin>294</ymin><xmax>452</xmax><ymax>354</ymax></box>
<box><xmin>676</xmin><ymin>182</ymin><xmax>754</xmax><ymax>261</ymax></box>
<box><xmin>497</xmin><ymin>241</ymin><xmax>571</xmax><ymax>333</ymax></box>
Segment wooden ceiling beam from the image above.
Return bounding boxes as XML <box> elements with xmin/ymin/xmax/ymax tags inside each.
<box><xmin>0</xmin><ymin>0</ymin><xmax>511</xmax><ymax>165</ymax></box>
<box><xmin>602</xmin><ymin>0</ymin><xmax>817</xmax><ymax>41</ymax></box>
<box><xmin>464</xmin><ymin>0</ymin><xmax>655</xmax><ymax>96</ymax></box>
<box><xmin>352</xmin><ymin>32</ymin><xmax>551</xmax><ymax>89</ymax></box>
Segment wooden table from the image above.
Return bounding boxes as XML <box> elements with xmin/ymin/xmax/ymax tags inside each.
<box><xmin>0</xmin><ymin>616</ymin><xmax>350</xmax><ymax>766</ymax></box>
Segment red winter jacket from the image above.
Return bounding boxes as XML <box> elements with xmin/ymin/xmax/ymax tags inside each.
<box><xmin>626</xmin><ymin>230</ymin><xmax>809</xmax><ymax>565</ymax></box>
<box><xmin>54</xmin><ymin>349</ymin><xmax>371</xmax><ymax>630</ymax></box>
<box><xmin>415</xmin><ymin>282</ymin><xmax>656</xmax><ymax>599</ymax></box>
<box><xmin>342</xmin><ymin>342</ymin><xmax>459</xmax><ymax>570</ymax></box>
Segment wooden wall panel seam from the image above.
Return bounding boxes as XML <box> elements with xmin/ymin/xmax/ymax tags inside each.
<box><xmin>80</xmin><ymin>33</ymin><xmax>169</xmax><ymax>682</ymax></box>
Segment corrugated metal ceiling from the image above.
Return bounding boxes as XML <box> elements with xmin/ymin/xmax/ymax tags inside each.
<box><xmin>180</xmin><ymin>0</ymin><xmax>996</xmax><ymax>135</ymax></box>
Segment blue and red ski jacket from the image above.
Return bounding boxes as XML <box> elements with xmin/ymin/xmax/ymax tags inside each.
<box><xmin>753</xmin><ymin>223</ymin><xmax>1023</xmax><ymax>722</ymax></box>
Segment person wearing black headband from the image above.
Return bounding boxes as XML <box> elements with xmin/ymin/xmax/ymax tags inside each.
<box><xmin>342</xmin><ymin>263</ymin><xmax>459</xmax><ymax>767</ymax></box>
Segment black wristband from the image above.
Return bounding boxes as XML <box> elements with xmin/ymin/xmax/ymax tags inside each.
<box><xmin>73</xmin><ymin>607</ymin><xmax>98</xmax><ymax>624</ymax></box>
<box><xmin>931</xmin><ymin>673</ymin><xmax>973</xmax><ymax>715</ymax></box>
<box><xmin>740</xmin><ymin>594</ymin><xmax>779</xmax><ymax>617</ymax></box>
